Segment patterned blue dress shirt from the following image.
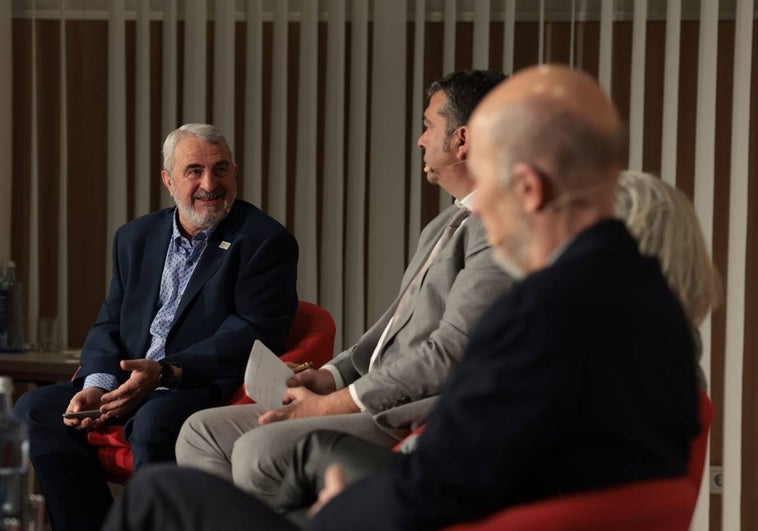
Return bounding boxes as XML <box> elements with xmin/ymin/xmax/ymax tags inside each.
<box><xmin>84</xmin><ymin>211</ymin><xmax>215</xmax><ymax>391</ymax></box>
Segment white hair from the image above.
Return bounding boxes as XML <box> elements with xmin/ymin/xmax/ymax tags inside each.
<box><xmin>162</xmin><ymin>123</ymin><xmax>233</xmax><ymax>173</ymax></box>
<box><xmin>615</xmin><ymin>170</ymin><xmax>721</xmax><ymax>326</ymax></box>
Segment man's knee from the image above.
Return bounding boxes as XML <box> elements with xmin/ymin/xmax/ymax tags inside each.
<box><xmin>12</xmin><ymin>389</ymin><xmax>37</xmax><ymax>421</ymax></box>
<box><xmin>175</xmin><ymin>409</ymin><xmax>213</xmax><ymax>463</ymax></box>
<box><xmin>272</xmin><ymin>430</ymin><xmax>347</xmax><ymax>512</ymax></box>
<box><xmin>230</xmin><ymin>426</ymin><xmax>266</xmax><ymax>472</ymax></box>
<box><xmin>13</xmin><ymin>383</ymin><xmax>74</xmax><ymax>425</ymax></box>
<box><xmin>124</xmin><ymin>401</ymin><xmax>186</xmax><ymax>464</ymax></box>
<box><xmin>296</xmin><ymin>430</ymin><xmax>398</xmax><ymax>486</ymax></box>
<box><xmin>230</xmin><ymin>426</ymin><xmax>293</xmax><ymax>498</ymax></box>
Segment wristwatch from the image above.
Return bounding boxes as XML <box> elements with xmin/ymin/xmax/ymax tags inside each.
<box><xmin>158</xmin><ymin>360</ymin><xmax>175</xmax><ymax>388</ymax></box>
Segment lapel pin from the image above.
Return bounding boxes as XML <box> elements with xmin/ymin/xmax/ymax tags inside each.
<box><xmin>219</xmin><ymin>241</ymin><xmax>231</xmax><ymax>250</ymax></box>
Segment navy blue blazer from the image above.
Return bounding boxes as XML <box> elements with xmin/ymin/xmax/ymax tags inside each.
<box><xmin>76</xmin><ymin>199</ymin><xmax>298</xmax><ymax>401</ymax></box>
<box><xmin>311</xmin><ymin>220</ymin><xmax>699</xmax><ymax>530</ymax></box>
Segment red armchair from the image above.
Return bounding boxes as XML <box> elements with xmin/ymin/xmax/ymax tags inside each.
<box><xmin>688</xmin><ymin>390</ymin><xmax>713</xmax><ymax>492</ymax></box>
<box><xmin>399</xmin><ymin>389</ymin><xmax>712</xmax><ymax>530</ymax></box>
<box><xmin>86</xmin><ymin>300</ymin><xmax>336</xmax><ymax>483</ymax></box>
<box><xmin>443</xmin><ymin>477</ymin><xmax>696</xmax><ymax>531</ymax></box>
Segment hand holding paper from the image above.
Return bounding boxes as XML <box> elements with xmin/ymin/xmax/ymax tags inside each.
<box><xmin>244</xmin><ymin>340</ymin><xmax>297</xmax><ymax>411</ymax></box>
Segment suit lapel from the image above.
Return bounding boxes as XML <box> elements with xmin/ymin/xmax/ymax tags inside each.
<box><xmin>361</xmin><ymin>206</ymin><xmax>456</xmax><ymax>355</ymax></box>
<box><xmin>170</xmin><ymin>204</ymin><xmax>243</xmax><ymax>330</ymax></box>
<box><xmin>381</xmin><ymin>205</ymin><xmax>459</xmax><ymax>352</ymax></box>
<box><xmin>399</xmin><ymin>205</ymin><xmax>457</xmax><ymax>292</ymax></box>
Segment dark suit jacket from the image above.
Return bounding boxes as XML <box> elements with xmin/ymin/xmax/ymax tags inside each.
<box><xmin>76</xmin><ymin>199</ymin><xmax>298</xmax><ymax>401</ymax></box>
<box><xmin>311</xmin><ymin>220</ymin><xmax>699</xmax><ymax>530</ymax></box>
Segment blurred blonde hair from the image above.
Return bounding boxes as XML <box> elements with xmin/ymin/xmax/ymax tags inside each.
<box><xmin>615</xmin><ymin>170</ymin><xmax>722</xmax><ymax>327</ymax></box>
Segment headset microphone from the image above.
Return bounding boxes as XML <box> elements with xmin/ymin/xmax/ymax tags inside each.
<box><xmin>423</xmin><ymin>160</ymin><xmax>465</xmax><ymax>174</ymax></box>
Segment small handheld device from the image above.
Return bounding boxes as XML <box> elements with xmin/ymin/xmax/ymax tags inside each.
<box><xmin>291</xmin><ymin>361</ymin><xmax>314</xmax><ymax>374</ymax></box>
<box><xmin>62</xmin><ymin>409</ymin><xmax>102</xmax><ymax>420</ymax></box>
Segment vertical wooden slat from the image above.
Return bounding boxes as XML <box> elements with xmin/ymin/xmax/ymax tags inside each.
<box><xmin>267</xmin><ymin>0</ymin><xmax>288</xmax><ymax>224</ymax></box>
<box><xmin>107</xmin><ymin>1</ymin><xmax>128</xmax><ymax>295</ymax></box>
<box><xmin>693</xmin><ymin>1</ymin><xmax>719</xmax><ymax>527</ymax></box>
<box><xmin>742</xmin><ymin>19</ymin><xmax>758</xmax><ymax>531</ymax></box>
<box><xmin>724</xmin><ymin>2</ymin><xmax>752</xmax><ymax>529</ymax></box>
<box><xmin>439</xmin><ymin>0</ymin><xmax>456</xmax><ymax>212</ymax></box>
<box><xmin>65</xmin><ymin>20</ymin><xmax>109</xmax><ymax>347</ymax></box>
<box><xmin>407</xmin><ymin>0</ymin><xmax>425</xmax><ymax>258</ymax></box>
<box><xmin>243</xmin><ymin>0</ymin><xmax>263</xmax><ymax>206</ymax></box>
<box><xmin>183</xmin><ymin>0</ymin><xmax>207</xmax><ymax>123</ymax></box>
<box><xmin>627</xmin><ymin>0</ymin><xmax>647</xmax><ymax>171</ymax></box>
<box><xmin>598</xmin><ymin>0</ymin><xmax>613</xmax><ymax>94</ymax></box>
<box><xmin>742</xmin><ymin>28</ymin><xmax>758</xmax><ymax>524</ymax></box>
<box><xmin>660</xmin><ymin>0</ymin><xmax>680</xmax><ymax>187</ymax></box>
<box><xmin>134</xmin><ymin>0</ymin><xmax>150</xmax><ymax>217</ymax></box>
<box><xmin>0</xmin><ymin>1</ymin><xmax>10</xmax><ymax>265</ymax></box>
<box><xmin>538</xmin><ymin>0</ymin><xmax>544</xmax><ymax>63</ymax></box>
<box><xmin>674</xmin><ymin>4</ymin><xmax>708</xmax><ymax>527</ymax></box>
<box><xmin>344</xmin><ymin>0</ymin><xmax>368</xmax><ymax>345</ymax></box>
<box><xmin>472</xmin><ymin>0</ymin><xmax>490</xmax><ymax>69</ymax></box>
<box><xmin>502</xmin><ymin>0</ymin><xmax>515</xmax><ymax>75</ymax></box>
<box><xmin>29</xmin><ymin>4</ymin><xmax>39</xmax><ymax>346</ymax></box>
<box><xmin>11</xmin><ymin>20</ymin><xmax>31</xmax><ymax>350</ymax></box>
<box><xmin>693</xmin><ymin>0</ymin><xmax>718</xmax><ymax>405</ymax></box>
<box><xmin>443</xmin><ymin>0</ymin><xmax>456</xmax><ymax>74</ymax></box>
<box><xmin>320</xmin><ymin>0</ymin><xmax>346</xmax><ymax>349</ymax></box>
<box><xmin>57</xmin><ymin>0</ymin><xmax>68</xmax><ymax>349</ymax></box>
<box><xmin>294</xmin><ymin>0</ymin><xmax>318</xmax><ymax>302</ymax></box>
<box><xmin>213</xmin><ymin>0</ymin><xmax>235</xmax><ymax>151</ymax></box>
<box><xmin>367</xmin><ymin>0</ymin><xmax>406</xmax><ymax>323</ymax></box>
<box><xmin>568</xmin><ymin>0</ymin><xmax>575</xmax><ymax>68</ymax></box>
<box><xmin>161</xmin><ymin>0</ymin><xmax>178</xmax><ymax>207</ymax></box>
<box><xmin>36</xmin><ymin>21</ymin><xmax>61</xmax><ymax>327</ymax></box>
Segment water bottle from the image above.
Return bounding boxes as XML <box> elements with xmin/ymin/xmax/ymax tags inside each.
<box><xmin>4</xmin><ymin>264</ymin><xmax>22</xmax><ymax>352</ymax></box>
<box><xmin>0</xmin><ymin>377</ymin><xmax>28</xmax><ymax>530</ymax></box>
<box><xmin>0</xmin><ymin>266</ymin><xmax>8</xmax><ymax>351</ymax></box>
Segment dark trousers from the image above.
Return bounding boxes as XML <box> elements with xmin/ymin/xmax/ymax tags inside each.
<box><xmin>103</xmin><ymin>464</ymin><xmax>299</xmax><ymax>531</ymax></box>
<box><xmin>103</xmin><ymin>430</ymin><xmax>399</xmax><ymax>531</ymax></box>
<box><xmin>13</xmin><ymin>381</ymin><xmax>218</xmax><ymax>531</ymax></box>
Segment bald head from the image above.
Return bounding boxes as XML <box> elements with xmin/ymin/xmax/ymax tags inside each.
<box><xmin>471</xmin><ymin>64</ymin><xmax>623</xmax><ymax>194</ymax></box>
<box><xmin>469</xmin><ymin>65</ymin><xmax>625</xmax><ymax>275</ymax></box>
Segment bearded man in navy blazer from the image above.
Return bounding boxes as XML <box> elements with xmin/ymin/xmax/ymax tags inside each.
<box><xmin>14</xmin><ymin>123</ymin><xmax>298</xmax><ymax>531</ymax></box>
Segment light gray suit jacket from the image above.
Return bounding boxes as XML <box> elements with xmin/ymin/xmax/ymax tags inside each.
<box><xmin>327</xmin><ymin>204</ymin><xmax>513</xmax><ymax>434</ymax></box>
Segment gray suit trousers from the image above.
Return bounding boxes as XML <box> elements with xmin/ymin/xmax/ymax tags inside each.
<box><xmin>175</xmin><ymin>404</ymin><xmax>399</xmax><ymax>502</ymax></box>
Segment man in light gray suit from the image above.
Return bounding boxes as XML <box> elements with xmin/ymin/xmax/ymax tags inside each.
<box><xmin>175</xmin><ymin>70</ymin><xmax>513</xmax><ymax>502</ymax></box>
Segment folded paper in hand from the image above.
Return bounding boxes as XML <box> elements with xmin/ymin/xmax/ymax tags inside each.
<box><xmin>244</xmin><ymin>340</ymin><xmax>295</xmax><ymax>411</ymax></box>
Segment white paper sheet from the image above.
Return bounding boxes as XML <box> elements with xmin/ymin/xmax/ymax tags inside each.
<box><xmin>243</xmin><ymin>340</ymin><xmax>294</xmax><ymax>411</ymax></box>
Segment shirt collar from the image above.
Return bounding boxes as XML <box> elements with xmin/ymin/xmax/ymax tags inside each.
<box><xmin>455</xmin><ymin>189</ymin><xmax>477</xmax><ymax>210</ymax></box>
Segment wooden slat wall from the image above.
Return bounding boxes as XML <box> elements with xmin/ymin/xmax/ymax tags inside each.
<box><xmin>5</xmin><ymin>5</ymin><xmax>756</xmax><ymax>530</ymax></box>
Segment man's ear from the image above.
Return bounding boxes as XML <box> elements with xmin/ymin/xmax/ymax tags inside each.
<box><xmin>453</xmin><ymin>126</ymin><xmax>468</xmax><ymax>158</ymax></box>
<box><xmin>511</xmin><ymin>163</ymin><xmax>548</xmax><ymax>213</ymax></box>
<box><xmin>161</xmin><ymin>170</ymin><xmax>174</xmax><ymax>196</ymax></box>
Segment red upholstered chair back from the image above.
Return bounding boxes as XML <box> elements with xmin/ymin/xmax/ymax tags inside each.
<box><xmin>396</xmin><ymin>390</ymin><xmax>712</xmax><ymax>530</ymax></box>
<box><xmin>224</xmin><ymin>300</ymin><xmax>337</xmax><ymax>405</ymax></box>
<box><xmin>86</xmin><ymin>300</ymin><xmax>336</xmax><ymax>483</ymax></box>
<box><xmin>443</xmin><ymin>478</ymin><xmax>697</xmax><ymax>531</ymax></box>
<box><xmin>688</xmin><ymin>390</ymin><xmax>713</xmax><ymax>492</ymax></box>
